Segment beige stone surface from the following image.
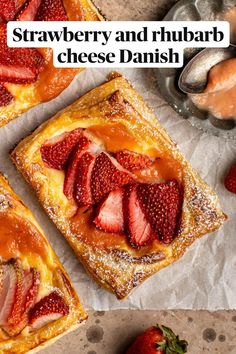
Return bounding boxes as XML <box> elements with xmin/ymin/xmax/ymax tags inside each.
<box><xmin>40</xmin><ymin>1</ymin><xmax>236</xmax><ymax>353</ymax></box>
<box><xmin>42</xmin><ymin>310</ymin><xmax>236</xmax><ymax>353</ymax></box>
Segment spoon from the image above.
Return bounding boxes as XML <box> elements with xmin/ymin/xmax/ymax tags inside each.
<box><xmin>178</xmin><ymin>45</ymin><xmax>236</xmax><ymax>94</ymax></box>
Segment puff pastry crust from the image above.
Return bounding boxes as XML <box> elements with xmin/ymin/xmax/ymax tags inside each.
<box><xmin>0</xmin><ymin>174</ymin><xmax>86</xmax><ymax>353</ymax></box>
<box><xmin>0</xmin><ymin>0</ymin><xmax>104</xmax><ymax>128</ymax></box>
<box><xmin>12</xmin><ymin>73</ymin><xmax>227</xmax><ymax>299</ymax></box>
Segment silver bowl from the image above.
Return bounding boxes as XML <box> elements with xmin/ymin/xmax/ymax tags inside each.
<box><xmin>155</xmin><ymin>0</ymin><xmax>236</xmax><ymax>139</ymax></box>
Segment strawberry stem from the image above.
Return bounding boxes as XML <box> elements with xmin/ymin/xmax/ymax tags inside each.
<box><xmin>156</xmin><ymin>324</ymin><xmax>188</xmax><ymax>353</ymax></box>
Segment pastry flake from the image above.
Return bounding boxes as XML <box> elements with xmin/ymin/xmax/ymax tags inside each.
<box><xmin>0</xmin><ymin>0</ymin><xmax>104</xmax><ymax>127</ymax></box>
<box><xmin>12</xmin><ymin>73</ymin><xmax>227</xmax><ymax>299</ymax></box>
<box><xmin>0</xmin><ymin>174</ymin><xmax>86</xmax><ymax>353</ymax></box>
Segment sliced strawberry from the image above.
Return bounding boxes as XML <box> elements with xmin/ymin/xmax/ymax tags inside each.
<box><xmin>137</xmin><ymin>180</ymin><xmax>182</xmax><ymax>244</ymax></box>
<box><xmin>4</xmin><ymin>268</ymin><xmax>40</xmax><ymax>336</ymax></box>
<box><xmin>91</xmin><ymin>152</ymin><xmax>134</xmax><ymax>204</ymax></box>
<box><xmin>12</xmin><ymin>268</ymin><xmax>40</xmax><ymax>335</ymax></box>
<box><xmin>0</xmin><ymin>49</ymin><xmax>44</xmax><ymax>84</ymax></box>
<box><xmin>94</xmin><ymin>188</ymin><xmax>124</xmax><ymax>233</ymax></box>
<box><xmin>115</xmin><ymin>150</ymin><xmax>153</xmax><ymax>172</ymax></box>
<box><xmin>36</xmin><ymin>0</ymin><xmax>68</xmax><ymax>21</ymax></box>
<box><xmin>6</xmin><ymin>260</ymin><xmax>24</xmax><ymax>328</ymax></box>
<box><xmin>0</xmin><ymin>261</ymin><xmax>40</xmax><ymax>336</ymax></box>
<box><xmin>22</xmin><ymin>268</ymin><xmax>40</xmax><ymax>313</ymax></box>
<box><xmin>0</xmin><ymin>261</ymin><xmax>18</xmax><ymax>327</ymax></box>
<box><xmin>0</xmin><ymin>24</ymin><xmax>44</xmax><ymax>84</ymax></box>
<box><xmin>17</xmin><ymin>0</ymin><xmax>42</xmax><ymax>21</ymax></box>
<box><xmin>74</xmin><ymin>152</ymin><xmax>96</xmax><ymax>208</ymax></box>
<box><xmin>0</xmin><ymin>259</ymin><xmax>26</xmax><ymax>336</ymax></box>
<box><xmin>16</xmin><ymin>0</ymin><xmax>28</xmax><ymax>11</ymax></box>
<box><xmin>124</xmin><ymin>184</ymin><xmax>153</xmax><ymax>247</ymax></box>
<box><xmin>0</xmin><ymin>84</ymin><xmax>14</xmax><ymax>107</ymax></box>
<box><xmin>40</xmin><ymin>128</ymin><xmax>83</xmax><ymax>170</ymax></box>
<box><xmin>0</xmin><ymin>64</ymin><xmax>37</xmax><ymax>84</ymax></box>
<box><xmin>0</xmin><ymin>0</ymin><xmax>29</xmax><ymax>22</ymax></box>
<box><xmin>0</xmin><ymin>0</ymin><xmax>16</xmax><ymax>21</ymax></box>
<box><xmin>63</xmin><ymin>136</ymin><xmax>92</xmax><ymax>199</ymax></box>
<box><xmin>29</xmin><ymin>291</ymin><xmax>69</xmax><ymax>330</ymax></box>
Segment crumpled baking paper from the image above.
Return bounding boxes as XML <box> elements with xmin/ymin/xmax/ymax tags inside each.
<box><xmin>1</xmin><ymin>68</ymin><xmax>235</xmax><ymax>310</ymax></box>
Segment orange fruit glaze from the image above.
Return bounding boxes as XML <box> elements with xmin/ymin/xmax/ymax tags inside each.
<box><xmin>0</xmin><ymin>212</ymin><xmax>48</xmax><ymax>260</ymax></box>
<box><xmin>36</xmin><ymin>48</ymin><xmax>80</xmax><ymax>102</ymax></box>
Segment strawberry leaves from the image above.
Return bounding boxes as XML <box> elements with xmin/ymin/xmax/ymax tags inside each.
<box><xmin>156</xmin><ymin>325</ymin><xmax>188</xmax><ymax>354</ymax></box>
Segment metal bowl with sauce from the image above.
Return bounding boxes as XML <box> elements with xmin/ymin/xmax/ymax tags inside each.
<box><xmin>155</xmin><ymin>0</ymin><xmax>236</xmax><ymax>139</ymax></box>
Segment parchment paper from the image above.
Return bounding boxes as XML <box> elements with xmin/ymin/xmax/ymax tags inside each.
<box><xmin>1</xmin><ymin>68</ymin><xmax>236</xmax><ymax>310</ymax></box>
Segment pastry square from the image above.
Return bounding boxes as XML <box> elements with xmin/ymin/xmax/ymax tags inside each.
<box><xmin>0</xmin><ymin>0</ymin><xmax>104</xmax><ymax>127</ymax></box>
<box><xmin>0</xmin><ymin>174</ymin><xmax>86</xmax><ymax>353</ymax></box>
<box><xmin>12</xmin><ymin>73</ymin><xmax>226</xmax><ymax>299</ymax></box>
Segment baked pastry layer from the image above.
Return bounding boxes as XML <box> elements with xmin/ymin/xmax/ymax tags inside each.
<box><xmin>0</xmin><ymin>174</ymin><xmax>86</xmax><ymax>353</ymax></box>
<box><xmin>0</xmin><ymin>0</ymin><xmax>104</xmax><ymax>127</ymax></box>
<box><xmin>12</xmin><ymin>73</ymin><xmax>227</xmax><ymax>299</ymax></box>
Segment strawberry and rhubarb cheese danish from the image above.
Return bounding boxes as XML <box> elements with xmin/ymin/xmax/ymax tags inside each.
<box><xmin>0</xmin><ymin>0</ymin><xmax>103</xmax><ymax>127</ymax></box>
<box><xmin>0</xmin><ymin>174</ymin><xmax>86</xmax><ymax>353</ymax></box>
<box><xmin>12</xmin><ymin>73</ymin><xmax>226</xmax><ymax>299</ymax></box>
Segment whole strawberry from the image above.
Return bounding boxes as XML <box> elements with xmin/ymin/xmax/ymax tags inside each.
<box><xmin>224</xmin><ymin>163</ymin><xmax>236</xmax><ymax>194</ymax></box>
<box><xmin>126</xmin><ymin>324</ymin><xmax>188</xmax><ymax>354</ymax></box>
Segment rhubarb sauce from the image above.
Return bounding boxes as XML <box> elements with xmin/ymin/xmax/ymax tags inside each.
<box><xmin>190</xmin><ymin>58</ymin><xmax>236</xmax><ymax>120</ymax></box>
